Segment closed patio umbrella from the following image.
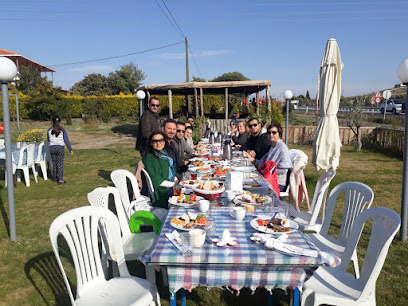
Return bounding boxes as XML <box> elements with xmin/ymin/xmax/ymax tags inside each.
<box><xmin>312</xmin><ymin>38</ymin><xmax>343</xmax><ymax>171</ymax></box>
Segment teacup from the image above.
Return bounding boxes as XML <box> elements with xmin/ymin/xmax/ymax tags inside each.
<box><xmin>232</xmin><ymin>207</ymin><xmax>246</xmax><ymax>221</ymax></box>
<box><xmin>198</xmin><ymin>200</ymin><xmax>210</xmax><ymax>212</ymax></box>
<box><xmin>189</xmin><ymin>229</ymin><xmax>206</xmax><ymax>247</ymax></box>
<box><xmin>226</xmin><ymin>190</ymin><xmax>236</xmax><ymax>201</ymax></box>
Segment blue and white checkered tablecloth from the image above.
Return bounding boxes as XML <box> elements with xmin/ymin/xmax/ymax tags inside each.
<box><xmin>145</xmin><ymin>206</ymin><xmax>340</xmax><ymax>295</ymax></box>
<box><xmin>0</xmin><ymin>142</ymin><xmax>41</xmax><ymax>165</ymax></box>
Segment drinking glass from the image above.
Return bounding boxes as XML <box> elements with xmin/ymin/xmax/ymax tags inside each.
<box><xmin>205</xmin><ymin>217</ymin><xmax>216</xmax><ymax>242</ymax></box>
<box><xmin>190</xmin><ymin>172</ymin><xmax>197</xmax><ymax>180</ymax></box>
<box><xmin>180</xmin><ymin>233</ymin><xmax>193</xmax><ymax>257</ymax></box>
<box><xmin>173</xmin><ymin>184</ymin><xmax>182</xmax><ymax>196</ymax></box>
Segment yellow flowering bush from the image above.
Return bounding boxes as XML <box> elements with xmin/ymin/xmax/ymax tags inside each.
<box><xmin>17</xmin><ymin>129</ymin><xmax>45</xmax><ymax>142</ymax></box>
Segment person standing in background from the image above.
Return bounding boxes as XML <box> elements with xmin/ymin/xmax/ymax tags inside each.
<box><xmin>47</xmin><ymin>116</ymin><xmax>73</xmax><ymax>186</ymax></box>
<box><xmin>136</xmin><ymin>97</ymin><xmax>161</xmax><ymax>156</ymax></box>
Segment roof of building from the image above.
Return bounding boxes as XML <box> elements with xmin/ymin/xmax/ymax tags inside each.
<box><xmin>138</xmin><ymin>80</ymin><xmax>271</xmax><ymax>95</ymax></box>
<box><xmin>0</xmin><ymin>48</ymin><xmax>56</xmax><ymax>72</ymax></box>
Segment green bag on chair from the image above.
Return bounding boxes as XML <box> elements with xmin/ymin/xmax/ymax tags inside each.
<box><xmin>129</xmin><ymin>210</ymin><xmax>162</xmax><ymax>234</ymax></box>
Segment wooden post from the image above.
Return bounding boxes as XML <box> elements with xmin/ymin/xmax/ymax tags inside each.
<box><xmin>256</xmin><ymin>92</ymin><xmax>260</xmax><ymax>115</ymax></box>
<box><xmin>266</xmin><ymin>85</ymin><xmax>271</xmax><ymax>112</ymax></box>
<box><xmin>194</xmin><ymin>87</ymin><xmax>199</xmax><ymax>118</ymax></box>
<box><xmin>168</xmin><ymin>89</ymin><xmax>173</xmax><ymax>119</ymax></box>
<box><xmin>225</xmin><ymin>88</ymin><xmax>229</xmax><ymax>120</ymax></box>
<box><xmin>200</xmin><ymin>88</ymin><xmax>204</xmax><ymax>117</ymax></box>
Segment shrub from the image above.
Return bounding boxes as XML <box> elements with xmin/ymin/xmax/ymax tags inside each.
<box><xmin>17</xmin><ymin>129</ymin><xmax>46</xmax><ymax>142</ymax></box>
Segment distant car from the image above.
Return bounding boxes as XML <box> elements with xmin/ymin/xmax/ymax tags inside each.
<box><xmin>380</xmin><ymin>99</ymin><xmax>406</xmax><ymax>114</ymax></box>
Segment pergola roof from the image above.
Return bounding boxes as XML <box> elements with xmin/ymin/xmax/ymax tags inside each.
<box><xmin>0</xmin><ymin>48</ymin><xmax>56</xmax><ymax>72</ymax></box>
<box><xmin>138</xmin><ymin>80</ymin><xmax>271</xmax><ymax>95</ymax></box>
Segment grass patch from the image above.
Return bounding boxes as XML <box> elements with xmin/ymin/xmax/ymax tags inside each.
<box><xmin>0</xmin><ymin>125</ymin><xmax>406</xmax><ymax>305</ymax></box>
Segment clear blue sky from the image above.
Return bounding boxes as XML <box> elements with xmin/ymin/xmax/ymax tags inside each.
<box><xmin>2</xmin><ymin>0</ymin><xmax>407</xmax><ymax>99</ymax></box>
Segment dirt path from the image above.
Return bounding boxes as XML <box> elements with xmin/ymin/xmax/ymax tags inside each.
<box><xmin>69</xmin><ymin>131</ymin><xmax>135</xmax><ymax>149</ymax></box>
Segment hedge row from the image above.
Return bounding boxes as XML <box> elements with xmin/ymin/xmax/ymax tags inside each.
<box><xmin>0</xmin><ymin>92</ymin><xmax>229</xmax><ymax>122</ymax></box>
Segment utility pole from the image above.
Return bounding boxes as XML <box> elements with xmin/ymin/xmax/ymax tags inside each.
<box><xmin>185</xmin><ymin>37</ymin><xmax>191</xmax><ymax>115</ymax></box>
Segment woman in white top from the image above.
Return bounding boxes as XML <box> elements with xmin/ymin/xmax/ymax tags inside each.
<box><xmin>47</xmin><ymin>116</ymin><xmax>73</xmax><ymax>186</ymax></box>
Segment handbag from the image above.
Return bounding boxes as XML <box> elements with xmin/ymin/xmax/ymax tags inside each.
<box><xmin>258</xmin><ymin>160</ymin><xmax>280</xmax><ymax>197</ymax></box>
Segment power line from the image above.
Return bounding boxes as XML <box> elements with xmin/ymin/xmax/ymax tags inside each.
<box><xmin>188</xmin><ymin>45</ymin><xmax>202</xmax><ymax>79</ymax></box>
<box><xmin>160</xmin><ymin>0</ymin><xmax>185</xmax><ymax>38</ymax></box>
<box><xmin>49</xmin><ymin>41</ymin><xmax>184</xmax><ymax>67</ymax></box>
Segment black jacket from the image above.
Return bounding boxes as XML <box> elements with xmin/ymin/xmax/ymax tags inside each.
<box><xmin>136</xmin><ymin>109</ymin><xmax>160</xmax><ymax>151</ymax></box>
<box><xmin>168</xmin><ymin>140</ymin><xmax>187</xmax><ymax>174</ymax></box>
<box><xmin>243</xmin><ymin>133</ymin><xmax>272</xmax><ymax>160</ymax></box>
<box><xmin>232</xmin><ymin>132</ymin><xmax>248</xmax><ymax>147</ymax></box>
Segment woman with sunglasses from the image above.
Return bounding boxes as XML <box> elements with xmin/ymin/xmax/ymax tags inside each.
<box><xmin>143</xmin><ymin>131</ymin><xmax>177</xmax><ymax>208</ymax></box>
<box><xmin>244</xmin><ymin>123</ymin><xmax>292</xmax><ymax>191</ymax></box>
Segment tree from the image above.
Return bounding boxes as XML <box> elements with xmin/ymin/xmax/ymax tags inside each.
<box><xmin>71</xmin><ymin>73</ymin><xmax>111</xmax><ymax>96</ymax></box>
<box><xmin>345</xmin><ymin>96</ymin><xmax>368</xmax><ymax>151</ymax></box>
<box><xmin>192</xmin><ymin>76</ymin><xmax>206</xmax><ymax>82</ymax></box>
<box><xmin>108</xmin><ymin>62</ymin><xmax>146</xmax><ymax>95</ymax></box>
<box><xmin>306</xmin><ymin>90</ymin><xmax>311</xmax><ymax>100</ymax></box>
<box><xmin>15</xmin><ymin>66</ymin><xmax>51</xmax><ymax>94</ymax></box>
<box><xmin>210</xmin><ymin>71</ymin><xmax>250</xmax><ymax>82</ymax></box>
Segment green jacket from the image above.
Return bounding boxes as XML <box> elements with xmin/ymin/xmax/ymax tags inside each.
<box><xmin>142</xmin><ymin>153</ymin><xmax>170</xmax><ymax>209</ymax></box>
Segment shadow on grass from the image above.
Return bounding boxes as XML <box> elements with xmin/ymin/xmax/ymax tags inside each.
<box><xmin>0</xmin><ymin>184</ymin><xmax>9</xmax><ymax>237</ymax></box>
<box><xmin>98</xmin><ymin>169</ymin><xmax>112</xmax><ymax>182</ymax></box>
<box><xmin>111</xmin><ymin>124</ymin><xmax>139</xmax><ymax>136</ymax></box>
<box><xmin>24</xmin><ymin>251</ymin><xmax>72</xmax><ymax>305</ymax></box>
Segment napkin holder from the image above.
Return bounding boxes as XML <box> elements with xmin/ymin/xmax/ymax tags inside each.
<box><xmin>225</xmin><ymin>171</ymin><xmax>243</xmax><ymax>192</ymax></box>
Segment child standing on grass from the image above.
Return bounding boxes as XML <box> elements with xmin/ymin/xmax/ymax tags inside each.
<box><xmin>47</xmin><ymin>116</ymin><xmax>73</xmax><ymax>186</ymax></box>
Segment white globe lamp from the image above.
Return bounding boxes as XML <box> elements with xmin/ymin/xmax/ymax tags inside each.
<box><xmin>0</xmin><ymin>57</ymin><xmax>17</xmax><ymax>82</ymax></box>
<box><xmin>283</xmin><ymin>90</ymin><xmax>293</xmax><ymax>144</ymax></box>
<box><xmin>136</xmin><ymin>90</ymin><xmax>146</xmax><ymax>117</ymax></box>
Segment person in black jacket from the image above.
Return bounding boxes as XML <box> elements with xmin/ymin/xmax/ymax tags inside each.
<box><xmin>136</xmin><ymin>97</ymin><xmax>161</xmax><ymax>155</ymax></box>
<box><xmin>161</xmin><ymin>119</ymin><xmax>186</xmax><ymax>174</ymax></box>
<box><xmin>232</xmin><ymin>120</ymin><xmax>249</xmax><ymax>148</ymax></box>
<box><xmin>242</xmin><ymin>118</ymin><xmax>272</xmax><ymax>160</ymax></box>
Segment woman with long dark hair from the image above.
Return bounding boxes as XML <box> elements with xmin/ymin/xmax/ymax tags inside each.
<box><xmin>47</xmin><ymin>116</ymin><xmax>73</xmax><ymax>186</ymax></box>
<box><xmin>142</xmin><ymin>131</ymin><xmax>176</xmax><ymax>208</ymax></box>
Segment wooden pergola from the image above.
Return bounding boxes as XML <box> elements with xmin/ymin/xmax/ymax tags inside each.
<box><xmin>137</xmin><ymin>80</ymin><xmax>272</xmax><ymax>119</ymax></box>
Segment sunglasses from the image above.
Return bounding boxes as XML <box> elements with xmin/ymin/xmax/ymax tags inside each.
<box><xmin>151</xmin><ymin>139</ymin><xmax>165</xmax><ymax>144</ymax></box>
<box><xmin>150</xmin><ymin>104</ymin><xmax>160</xmax><ymax>108</ymax></box>
<box><xmin>187</xmin><ymin>120</ymin><xmax>194</xmax><ymax>123</ymax></box>
<box><xmin>177</xmin><ymin>129</ymin><xmax>185</xmax><ymax>133</ymax></box>
<box><xmin>267</xmin><ymin>131</ymin><xmax>278</xmax><ymax>135</ymax></box>
<box><xmin>248</xmin><ymin>123</ymin><xmax>259</xmax><ymax>128</ymax></box>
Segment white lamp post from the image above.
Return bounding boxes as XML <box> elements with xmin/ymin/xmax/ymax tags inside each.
<box><xmin>136</xmin><ymin>90</ymin><xmax>146</xmax><ymax>117</ymax></box>
<box><xmin>283</xmin><ymin>90</ymin><xmax>293</xmax><ymax>145</ymax></box>
<box><xmin>0</xmin><ymin>57</ymin><xmax>17</xmax><ymax>241</ymax></box>
<box><xmin>397</xmin><ymin>58</ymin><xmax>408</xmax><ymax>241</ymax></box>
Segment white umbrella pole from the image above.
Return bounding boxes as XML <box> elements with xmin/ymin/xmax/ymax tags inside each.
<box><xmin>401</xmin><ymin>83</ymin><xmax>408</xmax><ymax>241</ymax></box>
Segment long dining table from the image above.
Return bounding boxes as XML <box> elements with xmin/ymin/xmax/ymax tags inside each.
<box><xmin>143</xmin><ymin>144</ymin><xmax>340</xmax><ymax>306</ymax></box>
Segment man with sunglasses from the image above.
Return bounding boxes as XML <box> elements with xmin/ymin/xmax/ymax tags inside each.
<box><xmin>242</xmin><ymin>118</ymin><xmax>272</xmax><ymax>160</ymax></box>
<box><xmin>162</xmin><ymin>119</ymin><xmax>185</xmax><ymax>174</ymax></box>
<box><xmin>186</xmin><ymin>116</ymin><xmax>194</xmax><ymax>126</ymax></box>
<box><xmin>136</xmin><ymin>97</ymin><xmax>161</xmax><ymax>155</ymax></box>
<box><xmin>173</xmin><ymin>122</ymin><xmax>194</xmax><ymax>164</ymax></box>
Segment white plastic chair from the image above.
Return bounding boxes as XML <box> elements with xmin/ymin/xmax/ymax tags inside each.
<box><xmin>88</xmin><ymin>186</ymin><xmax>168</xmax><ymax>286</ymax></box>
<box><xmin>289</xmin><ymin>170</ymin><xmax>336</xmax><ymax>232</ymax></box>
<box><xmin>49</xmin><ymin>206</ymin><xmax>161</xmax><ymax>306</ymax></box>
<box><xmin>111</xmin><ymin>169</ymin><xmax>167</xmax><ymax>222</ymax></box>
<box><xmin>302</xmin><ymin>207</ymin><xmax>400</xmax><ymax>306</ymax></box>
<box><xmin>34</xmin><ymin>142</ymin><xmax>48</xmax><ymax>180</ymax></box>
<box><xmin>141</xmin><ymin>168</ymin><xmax>155</xmax><ymax>201</ymax></box>
<box><xmin>15</xmin><ymin>144</ymin><xmax>38</xmax><ymax>187</ymax></box>
<box><xmin>306</xmin><ymin>181</ymin><xmax>374</xmax><ymax>279</ymax></box>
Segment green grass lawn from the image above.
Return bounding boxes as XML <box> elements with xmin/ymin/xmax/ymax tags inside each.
<box><xmin>0</xmin><ymin>127</ymin><xmax>407</xmax><ymax>305</ymax></box>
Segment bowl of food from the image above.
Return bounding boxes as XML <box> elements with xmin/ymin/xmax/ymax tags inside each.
<box><xmin>192</xmin><ymin>180</ymin><xmax>225</xmax><ymax>200</ymax></box>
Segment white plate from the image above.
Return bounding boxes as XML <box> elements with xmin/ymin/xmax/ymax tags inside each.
<box><xmin>232</xmin><ymin>165</ymin><xmax>257</xmax><ymax>172</ymax></box>
<box><xmin>235</xmin><ymin>194</ymin><xmax>272</xmax><ymax>205</ymax></box>
<box><xmin>243</xmin><ymin>182</ymin><xmax>270</xmax><ymax>190</ymax></box>
<box><xmin>168</xmin><ymin>195</ymin><xmax>204</xmax><ymax>207</ymax></box>
<box><xmin>170</xmin><ymin>213</ymin><xmax>200</xmax><ymax>231</ymax></box>
<box><xmin>250</xmin><ymin>218</ymin><xmax>299</xmax><ymax>234</ymax></box>
<box><xmin>180</xmin><ymin>180</ymin><xmax>201</xmax><ymax>188</ymax></box>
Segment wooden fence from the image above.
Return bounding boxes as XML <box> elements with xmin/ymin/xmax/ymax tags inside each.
<box><xmin>204</xmin><ymin>119</ymin><xmax>377</xmax><ymax>145</ymax></box>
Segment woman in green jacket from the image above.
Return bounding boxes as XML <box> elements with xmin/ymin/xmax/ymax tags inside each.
<box><xmin>142</xmin><ymin>131</ymin><xmax>176</xmax><ymax>208</ymax></box>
